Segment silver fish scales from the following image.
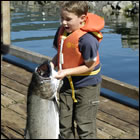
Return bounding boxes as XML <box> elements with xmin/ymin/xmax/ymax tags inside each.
<box><xmin>24</xmin><ymin>60</ymin><xmax>61</xmax><ymax>139</ymax></box>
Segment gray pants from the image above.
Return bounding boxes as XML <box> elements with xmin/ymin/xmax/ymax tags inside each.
<box><xmin>59</xmin><ymin>83</ymin><xmax>101</xmax><ymax>139</ymax></box>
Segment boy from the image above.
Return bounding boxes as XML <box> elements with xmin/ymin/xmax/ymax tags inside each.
<box><xmin>51</xmin><ymin>1</ymin><xmax>105</xmax><ymax>139</ymax></box>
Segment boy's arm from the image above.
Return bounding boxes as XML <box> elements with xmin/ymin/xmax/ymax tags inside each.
<box><xmin>55</xmin><ymin>60</ymin><xmax>96</xmax><ymax>79</ymax></box>
<box><xmin>66</xmin><ymin>60</ymin><xmax>96</xmax><ymax>75</ymax></box>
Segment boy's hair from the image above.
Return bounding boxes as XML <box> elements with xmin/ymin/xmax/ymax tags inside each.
<box><xmin>60</xmin><ymin>1</ymin><xmax>89</xmax><ymax>17</ymax></box>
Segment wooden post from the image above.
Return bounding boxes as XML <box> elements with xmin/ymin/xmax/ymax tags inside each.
<box><xmin>1</xmin><ymin>1</ymin><xmax>11</xmax><ymax>44</ymax></box>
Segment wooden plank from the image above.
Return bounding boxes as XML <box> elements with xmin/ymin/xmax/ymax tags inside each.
<box><xmin>1</xmin><ymin>134</ymin><xmax>8</xmax><ymax>139</ymax></box>
<box><xmin>9</xmin><ymin>45</ymin><xmax>52</xmax><ymax>64</ymax></box>
<box><xmin>99</xmin><ymin>96</ymin><xmax>139</xmax><ymax>127</ymax></box>
<box><xmin>97</xmin><ymin>120</ymin><xmax>139</xmax><ymax>139</ymax></box>
<box><xmin>1</xmin><ymin>85</ymin><xmax>27</xmax><ymax>104</ymax></box>
<box><xmin>118</xmin><ymin>132</ymin><xmax>140</xmax><ymax>139</ymax></box>
<box><xmin>1</xmin><ymin>94</ymin><xmax>15</xmax><ymax>108</ymax></box>
<box><xmin>99</xmin><ymin>96</ymin><xmax>138</xmax><ymax>114</ymax></box>
<box><xmin>1</xmin><ymin>75</ymin><xmax>28</xmax><ymax>96</ymax></box>
<box><xmin>1</xmin><ymin>61</ymin><xmax>32</xmax><ymax>86</ymax></box>
<box><xmin>1</xmin><ymin>60</ymin><xmax>32</xmax><ymax>75</ymax></box>
<box><xmin>97</xmin><ymin>119</ymin><xmax>126</xmax><ymax>139</ymax></box>
<box><xmin>1</xmin><ymin>1</ymin><xmax>10</xmax><ymax>44</ymax></box>
<box><xmin>97</xmin><ymin>118</ymin><xmax>138</xmax><ymax>139</ymax></box>
<box><xmin>8</xmin><ymin>103</ymin><xmax>27</xmax><ymax>119</ymax></box>
<box><xmin>1</xmin><ymin>86</ymin><xmax>27</xmax><ymax>119</ymax></box>
<box><xmin>97</xmin><ymin>128</ymin><xmax>112</xmax><ymax>139</ymax></box>
<box><xmin>97</xmin><ymin>98</ymin><xmax>139</xmax><ymax>139</ymax></box>
<box><xmin>1</xmin><ymin>60</ymin><xmax>31</xmax><ymax>76</ymax></box>
<box><xmin>1</xmin><ymin>108</ymin><xmax>26</xmax><ymax>135</ymax></box>
<box><xmin>1</xmin><ymin>126</ymin><xmax>24</xmax><ymax>139</ymax></box>
<box><xmin>101</xmin><ymin>75</ymin><xmax>139</xmax><ymax>100</ymax></box>
<box><xmin>97</xmin><ymin>110</ymin><xmax>139</xmax><ymax>136</ymax></box>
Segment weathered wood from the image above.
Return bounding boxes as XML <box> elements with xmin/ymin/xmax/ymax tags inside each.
<box><xmin>9</xmin><ymin>45</ymin><xmax>52</xmax><ymax>64</ymax></box>
<box><xmin>101</xmin><ymin>75</ymin><xmax>139</xmax><ymax>100</ymax></box>
<box><xmin>1</xmin><ymin>85</ymin><xmax>26</xmax><ymax>103</ymax></box>
<box><xmin>1</xmin><ymin>75</ymin><xmax>28</xmax><ymax>96</ymax></box>
<box><xmin>1</xmin><ymin>94</ymin><xmax>15</xmax><ymax>108</ymax></box>
<box><xmin>1</xmin><ymin>108</ymin><xmax>26</xmax><ymax>135</ymax></box>
<box><xmin>8</xmin><ymin>45</ymin><xmax>139</xmax><ymax>100</ymax></box>
<box><xmin>99</xmin><ymin>96</ymin><xmax>139</xmax><ymax>127</ymax></box>
<box><xmin>97</xmin><ymin>119</ymin><xmax>126</xmax><ymax>139</ymax></box>
<box><xmin>1</xmin><ymin>86</ymin><xmax>27</xmax><ymax>119</ymax></box>
<box><xmin>97</xmin><ymin>110</ymin><xmax>139</xmax><ymax>136</ymax></box>
<box><xmin>97</xmin><ymin>119</ymin><xmax>139</xmax><ymax>139</ymax></box>
<box><xmin>97</xmin><ymin>128</ymin><xmax>112</xmax><ymax>139</ymax></box>
<box><xmin>1</xmin><ymin>60</ymin><xmax>139</xmax><ymax>139</ymax></box>
<box><xmin>1</xmin><ymin>1</ymin><xmax>10</xmax><ymax>44</ymax></box>
<box><xmin>1</xmin><ymin>125</ymin><xmax>24</xmax><ymax>139</ymax></box>
<box><xmin>1</xmin><ymin>134</ymin><xmax>8</xmax><ymax>139</ymax></box>
<box><xmin>1</xmin><ymin>61</ymin><xmax>32</xmax><ymax>86</ymax></box>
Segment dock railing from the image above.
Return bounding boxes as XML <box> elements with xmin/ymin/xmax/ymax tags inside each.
<box><xmin>7</xmin><ymin>45</ymin><xmax>139</xmax><ymax>101</ymax></box>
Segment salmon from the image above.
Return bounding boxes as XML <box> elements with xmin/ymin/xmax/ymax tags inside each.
<box><xmin>24</xmin><ymin>60</ymin><xmax>61</xmax><ymax>139</ymax></box>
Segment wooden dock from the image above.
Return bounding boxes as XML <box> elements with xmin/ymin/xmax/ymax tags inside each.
<box><xmin>1</xmin><ymin>60</ymin><xmax>139</xmax><ymax>139</ymax></box>
<box><xmin>1</xmin><ymin>1</ymin><xmax>139</xmax><ymax>139</ymax></box>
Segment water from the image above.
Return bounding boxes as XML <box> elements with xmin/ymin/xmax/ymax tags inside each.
<box><xmin>3</xmin><ymin>5</ymin><xmax>139</xmax><ymax>108</ymax></box>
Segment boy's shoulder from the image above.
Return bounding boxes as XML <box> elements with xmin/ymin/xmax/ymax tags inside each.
<box><xmin>79</xmin><ymin>32</ymin><xmax>99</xmax><ymax>45</ymax></box>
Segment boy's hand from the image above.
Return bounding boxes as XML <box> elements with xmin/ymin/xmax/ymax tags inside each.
<box><xmin>55</xmin><ymin>70</ymin><xmax>67</xmax><ymax>80</ymax></box>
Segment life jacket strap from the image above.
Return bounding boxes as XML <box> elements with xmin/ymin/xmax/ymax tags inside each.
<box><xmin>92</xmin><ymin>32</ymin><xmax>103</xmax><ymax>39</ymax></box>
<box><xmin>67</xmin><ymin>67</ymin><xmax>101</xmax><ymax>103</ymax></box>
<box><xmin>59</xmin><ymin>32</ymin><xmax>67</xmax><ymax>70</ymax></box>
<box><xmin>67</xmin><ymin>76</ymin><xmax>78</xmax><ymax>103</ymax></box>
<box><xmin>72</xmin><ymin>67</ymin><xmax>101</xmax><ymax>76</ymax></box>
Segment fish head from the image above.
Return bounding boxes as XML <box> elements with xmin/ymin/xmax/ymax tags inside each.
<box><xmin>29</xmin><ymin>60</ymin><xmax>62</xmax><ymax>100</ymax></box>
<box><xmin>36</xmin><ymin>60</ymin><xmax>52</xmax><ymax>78</ymax></box>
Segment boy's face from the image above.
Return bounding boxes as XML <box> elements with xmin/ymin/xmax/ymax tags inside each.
<box><xmin>60</xmin><ymin>9</ymin><xmax>86</xmax><ymax>33</ymax></box>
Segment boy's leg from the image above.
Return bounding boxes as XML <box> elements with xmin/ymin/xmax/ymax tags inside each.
<box><xmin>75</xmin><ymin>83</ymin><xmax>101</xmax><ymax>139</ymax></box>
<box><xmin>59</xmin><ymin>88</ymin><xmax>75</xmax><ymax>139</ymax></box>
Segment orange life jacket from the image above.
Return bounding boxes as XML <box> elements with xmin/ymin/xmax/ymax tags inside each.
<box><xmin>57</xmin><ymin>13</ymin><xmax>105</xmax><ymax>70</ymax></box>
<box><xmin>57</xmin><ymin>13</ymin><xmax>105</xmax><ymax>102</ymax></box>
